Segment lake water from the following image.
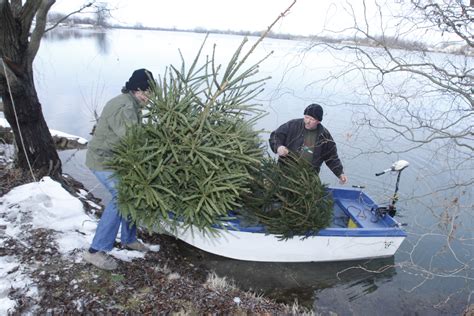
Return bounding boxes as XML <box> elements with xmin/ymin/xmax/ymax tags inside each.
<box><xmin>36</xmin><ymin>28</ymin><xmax>472</xmax><ymax>314</ymax></box>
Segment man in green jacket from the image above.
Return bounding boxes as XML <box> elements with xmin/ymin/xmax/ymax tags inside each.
<box><xmin>84</xmin><ymin>68</ymin><xmax>155</xmax><ymax>270</ymax></box>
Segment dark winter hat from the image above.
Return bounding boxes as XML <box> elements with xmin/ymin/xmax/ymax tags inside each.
<box><xmin>304</xmin><ymin>103</ymin><xmax>323</xmax><ymax>121</ymax></box>
<box><xmin>125</xmin><ymin>68</ymin><xmax>155</xmax><ymax>91</ymax></box>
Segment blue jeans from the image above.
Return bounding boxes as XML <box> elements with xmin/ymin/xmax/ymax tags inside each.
<box><xmin>90</xmin><ymin>170</ymin><xmax>137</xmax><ymax>251</ymax></box>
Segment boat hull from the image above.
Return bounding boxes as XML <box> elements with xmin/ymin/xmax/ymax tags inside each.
<box><xmin>163</xmin><ymin>187</ymin><xmax>407</xmax><ymax>262</ymax></box>
<box><xmin>170</xmin><ymin>226</ymin><xmax>405</xmax><ymax>262</ymax></box>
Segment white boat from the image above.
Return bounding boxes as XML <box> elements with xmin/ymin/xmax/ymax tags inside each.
<box><xmin>165</xmin><ymin>187</ymin><xmax>407</xmax><ymax>262</ymax></box>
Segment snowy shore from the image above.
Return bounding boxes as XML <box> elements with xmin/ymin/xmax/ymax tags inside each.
<box><xmin>0</xmin><ymin>128</ymin><xmax>295</xmax><ymax>314</ymax></box>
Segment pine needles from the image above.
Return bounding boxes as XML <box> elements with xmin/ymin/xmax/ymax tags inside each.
<box><xmin>107</xmin><ymin>34</ymin><xmax>334</xmax><ymax>239</ymax></box>
<box><xmin>107</xmin><ymin>36</ymin><xmax>270</xmax><ymax>234</ymax></box>
<box><xmin>240</xmin><ymin>157</ymin><xmax>334</xmax><ymax>240</ymax></box>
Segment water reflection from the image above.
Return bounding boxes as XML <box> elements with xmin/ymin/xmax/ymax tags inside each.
<box><xmin>43</xmin><ymin>28</ymin><xmax>110</xmax><ymax>55</ymax></box>
<box><xmin>94</xmin><ymin>32</ymin><xmax>109</xmax><ymax>55</ymax></box>
<box><xmin>175</xmin><ymin>238</ymin><xmax>396</xmax><ymax>308</ymax></box>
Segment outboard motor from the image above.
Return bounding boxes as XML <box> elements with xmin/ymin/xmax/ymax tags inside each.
<box><xmin>375</xmin><ymin>160</ymin><xmax>410</xmax><ymax>217</ymax></box>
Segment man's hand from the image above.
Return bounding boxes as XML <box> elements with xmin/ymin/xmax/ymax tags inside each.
<box><xmin>277</xmin><ymin>145</ymin><xmax>289</xmax><ymax>157</ymax></box>
<box><xmin>339</xmin><ymin>174</ymin><xmax>348</xmax><ymax>185</ymax></box>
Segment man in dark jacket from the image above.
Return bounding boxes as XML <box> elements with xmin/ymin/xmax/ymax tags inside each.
<box><xmin>269</xmin><ymin>103</ymin><xmax>348</xmax><ymax>184</ymax></box>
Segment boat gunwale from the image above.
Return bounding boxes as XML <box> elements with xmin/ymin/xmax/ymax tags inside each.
<box><xmin>218</xmin><ymin>222</ymin><xmax>407</xmax><ymax>237</ymax></box>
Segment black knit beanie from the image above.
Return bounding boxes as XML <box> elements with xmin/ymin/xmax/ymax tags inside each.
<box><xmin>304</xmin><ymin>103</ymin><xmax>323</xmax><ymax>121</ymax></box>
<box><xmin>125</xmin><ymin>68</ymin><xmax>155</xmax><ymax>91</ymax></box>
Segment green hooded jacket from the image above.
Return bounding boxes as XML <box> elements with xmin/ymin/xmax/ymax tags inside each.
<box><xmin>86</xmin><ymin>92</ymin><xmax>142</xmax><ymax>171</ymax></box>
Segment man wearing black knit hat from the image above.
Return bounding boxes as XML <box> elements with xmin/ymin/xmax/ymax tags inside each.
<box><xmin>269</xmin><ymin>103</ymin><xmax>348</xmax><ymax>184</ymax></box>
<box><xmin>84</xmin><ymin>68</ymin><xmax>157</xmax><ymax>270</ymax></box>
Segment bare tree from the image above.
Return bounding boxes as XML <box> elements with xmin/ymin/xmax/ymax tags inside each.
<box><xmin>310</xmin><ymin>0</ymin><xmax>472</xmax><ymax>177</ymax></box>
<box><xmin>94</xmin><ymin>1</ymin><xmax>109</xmax><ymax>28</ymax></box>
<box><xmin>0</xmin><ymin>1</ymin><xmax>94</xmax><ymax>180</ymax></box>
<box><xmin>306</xmin><ymin>0</ymin><xmax>473</xmax><ymax>311</ymax></box>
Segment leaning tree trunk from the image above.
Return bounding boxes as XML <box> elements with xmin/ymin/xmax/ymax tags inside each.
<box><xmin>0</xmin><ymin>0</ymin><xmax>62</xmax><ymax>180</ymax></box>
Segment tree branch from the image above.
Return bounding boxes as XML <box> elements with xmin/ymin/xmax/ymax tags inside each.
<box><xmin>10</xmin><ymin>0</ymin><xmax>21</xmax><ymax>16</ymax></box>
<box><xmin>44</xmin><ymin>1</ymin><xmax>94</xmax><ymax>33</ymax></box>
<box><xmin>0</xmin><ymin>1</ymin><xmax>17</xmax><ymax>58</ymax></box>
<box><xmin>412</xmin><ymin>1</ymin><xmax>473</xmax><ymax>48</ymax></box>
<box><xmin>19</xmin><ymin>0</ymin><xmax>41</xmax><ymax>40</ymax></box>
<box><xmin>27</xmin><ymin>0</ymin><xmax>55</xmax><ymax>64</ymax></box>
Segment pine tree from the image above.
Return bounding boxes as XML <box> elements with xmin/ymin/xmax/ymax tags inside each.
<box><xmin>240</xmin><ymin>156</ymin><xmax>334</xmax><ymax>240</ymax></box>
<box><xmin>107</xmin><ymin>36</ymin><xmax>270</xmax><ymax>234</ymax></box>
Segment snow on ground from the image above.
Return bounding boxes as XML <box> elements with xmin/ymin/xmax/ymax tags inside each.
<box><xmin>0</xmin><ymin>256</ymin><xmax>37</xmax><ymax>314</ymax></box>
<box><xmin>0</xmin><ymin>177</ymin><xmax>156</xmax><ymax>314</ymax></box>
<box><xmin>0</xmin><ymin>117</ymin><xmax>9</xmax><ymax>127</ymax></box>
<box><xmin>49</xmin><ymin>129</ymin><xmax>88</xmax><ymax>145</ymax></box>
<box><xmin>0</xmin><ymin>143</ymin><xmax>14</xmax><ymax>166</ymax></box>
<box><xmin>0</xmin><ymin>117</ymin><xmax>88</xmax><ymax>145</ymax></box>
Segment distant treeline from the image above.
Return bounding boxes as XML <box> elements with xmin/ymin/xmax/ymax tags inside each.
<box><xmin>49</xmin><ymin>12</ymin><xmax>471</xmax><ymax>55</ymax></box>
<box><xmin>47</xmin><ymin>12</ymin><xmax>299</xmax><ymax>40</ymax></box>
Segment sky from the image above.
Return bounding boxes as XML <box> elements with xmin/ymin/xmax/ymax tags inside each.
<box><xmin>51</xmin><ymin>0</ymin><xmax>410</xmax><ymax>37</ymax></box>
<box><xmin>0</xmin><ymin>175</ymin><xmax>160</xmax><ymax>313</ymax></box>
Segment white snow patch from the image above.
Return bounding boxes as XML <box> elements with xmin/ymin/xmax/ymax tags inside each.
<box><xmin>49</xmin><ymin>129</ymin><xmax>88</xmax><ymax>145</ymax></box>
<box><xmin>0</xmin><ymin>117</ymin><xmax>87</xmax><ymax>145</ymax></box>
<box><xmin>0</xmin><ymin>176</ymin><xmax>160</xmax><ymax>313</ymax></box>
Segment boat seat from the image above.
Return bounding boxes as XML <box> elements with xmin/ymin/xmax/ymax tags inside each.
<box><xmin>335</xmin><ymin>198</ymin><xmax>387</xmax><ymax>229</ymax></box>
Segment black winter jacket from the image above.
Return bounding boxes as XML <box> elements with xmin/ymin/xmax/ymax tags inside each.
<box><xmin>269</xmin><ymin>118</ymin><xmax>344</xmax><ymax>177</ymax></box>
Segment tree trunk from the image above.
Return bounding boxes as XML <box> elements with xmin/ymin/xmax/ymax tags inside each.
<box><xmin>1</xmin><ymin>70</ymin><xmax>62</xmax><ymax>179</ymax></box>
<box><xmin>0</xmin><ymin>0</ymin><xmax>62</xmax><ymax>180</ymax></box>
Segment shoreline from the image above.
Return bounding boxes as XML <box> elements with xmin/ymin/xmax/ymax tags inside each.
<box><xmin>0</xmin><ymin>144</ymin><xmax>311</xmax><ymax>314</ymax></box>
<box><xmin>0</xmin><ymin>112</ymin><xmax>87</xmax><ymax>150</ymax></box>
<box><xmin>47</xmin><ymin>23</ymin><xmax>474</xmax><ymax>57</ymax></box>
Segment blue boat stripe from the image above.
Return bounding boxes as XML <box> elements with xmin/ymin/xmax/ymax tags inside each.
<box><xmin>222</xmin><ymin>225</ymin><xmax>406</xmax><ymax>237</ymax></box>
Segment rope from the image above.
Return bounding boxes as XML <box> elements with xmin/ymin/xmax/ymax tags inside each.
<box><xmin>1</xmin><ymin>58</ymin><xmax>37</xmax><ymax>182</ymax></box>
